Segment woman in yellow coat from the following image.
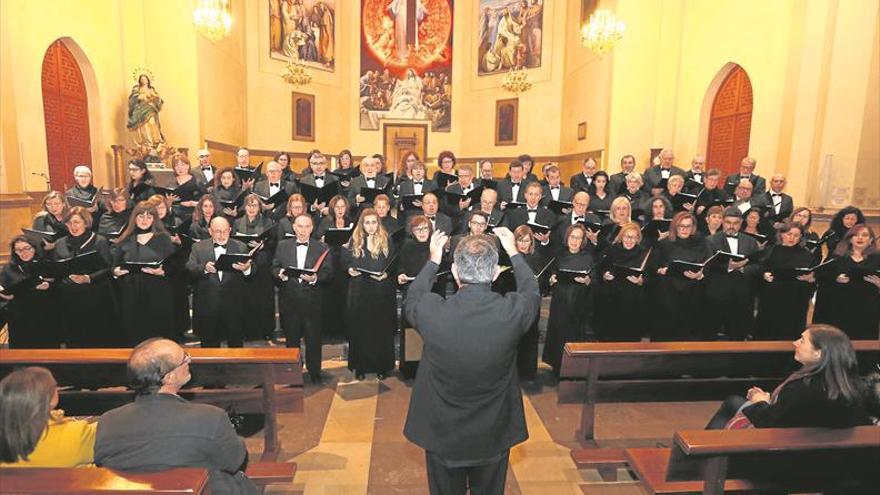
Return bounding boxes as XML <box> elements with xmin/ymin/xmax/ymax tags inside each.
<box><xmin>0</xmin><ymin>367</ymin><xmax>95</xmax><ymax>467</ymax></box>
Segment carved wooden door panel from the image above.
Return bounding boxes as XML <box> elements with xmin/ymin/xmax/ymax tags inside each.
<box><xmin>707</xmin><ymin>66</ymin><xmax>753</xmax><ymax>180</ymax></box>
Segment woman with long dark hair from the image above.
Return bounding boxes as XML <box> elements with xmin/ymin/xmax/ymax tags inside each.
<box><xmin>213</xmin><ymin>167</ymin><xmax>242</xmax><ymax>218</ymax></box>
<box><xmin>706</xmin><ymin>325</ymin><xmax>871</xmax><ymax>429</ymax></box>
<box><xmin>317</xmin><ymin>195</ymin><xmax>354</xmax><ymax>341</ymax></box>
<box><xmin>821</xmin><ymin>206</ymin><xmax>865</xmax><ymax>255</ymax></box>
<box><xmin>789</xmin><ymin>207</ymin><xmax>822</xmax><ymax>265</ymax></box>
<box><xmin>588</xmin><ymin>171</ymin><xmax>613</xmax><ymax>213</ymax></box>
<box><xmin>813</xmin><ymin>225</ymin><xmax>880</xmax><ymax>340</ymax></box>
<box><xmin>127</xmin><ymin>159</ymin><xmax>155</xmax><ymax>203</ymax></box>
<box><xmin>189</xmin><ymin>195</ymin><xmax>220</xmax><ymax>241</ymax></box>
<box><xmin>97</xmin><ymin>189</ymin><xmax>131</xmax><ymax>240</ymax></box>
<box><xmin>0</xmin><ymin>236</ymin><xmax>61</xmax><ymax>348</ymax></box>
<box><xmin>0</xmin><ymin>367</ymin><xmax>95</xmax><ymax>467</ymax></box>
<box><xmin>167</xmin><ymin>153</ymin><xmax>204</xmax><ymax>220</ymax></box>
<box><xmin>595</xmin><ymin>223</ymin><xmax>650</xmax><ymax>342</ymax></box>
<box><xmin>112</xmin><ymin>202</ymin><xmax>176</xmax><ymax>345</ymax></box>
<box><xmin>233</xmin><ymin>193</ymin><xmax>277</xmax><ymax>341</ymax></box>
<box><xmin>147</xmin><ymin>194</ymin><xmax>190</xmax><ymax>338</ymax></box>
<box><xmin>343</xmin><ymin>208</ymin><xmax>397</xmax><ymax>380</ymax></box>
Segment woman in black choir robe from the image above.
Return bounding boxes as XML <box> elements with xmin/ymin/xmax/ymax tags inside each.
<box><xmin>813</xmin><ymin>224</ymin><xmax>880</xmax><ymax>340</ymax></box>
<box><xmin>618</xmin><ymin>172</ymin><xmax>649</xmax><ymax>219</ymax></box>
<box><xmin>317</xmin><ymin>195</ymin><xmax>354</xmax><ymax>341</ymax></box>
<box><xmin>126</xmin><ymin>159</ymin><xmax>156</xmax><ymax>204</ymax></box>
<box><xmin>592</xmin><ymin>196</ymin><xmax>632</xmax><ymax>252</ymax></box>
<box><xmin>213</xmin><ymin>168</ymin><xmax>243</xmax><ymax>218</ymax></box>
<box><xmin>789</xmin><ymin>207</ymin><xmax>823</xmax><ymax>266</ymax></box>
<box><xmin>647</xmin><ymin>212</ymin><xmax>712</xmax><ymax>341</ymax></box>
<box><xmin>233</xmin><ymin>194</ymin><xmax>277</xmax><ymax>341</ymax></box>
<box><xmin>0</xmin><ymin>236</ymin><xmax>62</xmax><ymax>348</ymax></box>
<box><xmin>276</xmin><ymin>194</ymin><xmax>309</xmax><ymax>239</ymax></box>
<box><xmin>595</xmin><ymin>223</ymin><xmax>650</xmax><ymax>342</ymax></box>
<box><xmin>820</xmin><ymin>206</ymin><xmax>865</xmax><ymax>256</ymax></box>
<box><xmin>31</xmin><ymin>191</ymin><xmax>69</xmax><ymax>252</ymax></box>
<box><xmin>693</xmin><ymin>169</ymin><xmax>729</xmax><ymax>217</ymax></box>
<box><xmin>396</xmin><ymin>215</ymin><xmax>435</xmax><ymax>379</ymax></box>
<box><xmin>343</xmin><ymin>208</ymin><xmax>397</xmax><ymax>380</ymax></box>
<box><xmin>66</xmin><ymin>165</ymin><xmax>105</xmax><ymax>230</ymax></box>
<box><xmin>147</xmin><ymin>194</ymin><xmax>190</xmax><ymax>340</ymax></box>
<box><xmin>640</xmin><ymin>196</ymin><xmax>674</xmax><ymax>248</ymax></box>
<box><xmin>52</xmin><ymin>207</ymin><xmax>118</xmax><ymax>347</ymax></box>
<box><xmin>188</xmin><ymin>195</ymin><xmax>220</xmax><ymax>241</ymax></box>
<box><xmin>97</xmin><ymin>190</ymin><xmax>131</xmax><ymax>241</ymax></box>
<box><xmin>543</xmin><ymin>224</ymin><xmax>595</xmax><ymax>376</ymax></box>
<box><xmin>588</xmin><ymin>171</ymin><xmax>613</xmax><ymax>214</ymax></box>
<box><xmin>698</xmin><ymin>205</ymin><xmax>724</xmax><ymax>238</ymax></box>
<box><xmin>754</xmin><ymin>222</ymin><xmax>817</xmax><ymax>340</ymax></box>
<box><xmin>111</xmin><ymin>202</ymin><xmax>176</xmax><ymax>345</ymax></box>
<box><xmin>374</xmin><ymin>194</ymin><xmax>401</xmax><ymax>235</ymax></box>
<box><xmin>334</xmin><ymin>149</ymin><xmax>357</xmax><ymax>195</ymax></box>
<box><xmin>662</xmin><ymin>175</ymin><xmax>692</xmax><ymax>213</ymax></box>
<box><xmin>507</xmin><ymin>225</ymin><xmax>551</xmax><ymax>380</ymax></box>
<box><xmin>167</xmin><ymin>153</ymin><xmax>205</xmax><ymax>221</ymax></box>
<box><xmin>394</xmin><ymin>151</ymin><xmax>419</xmax><ymax>189</ymax></box>
<box><xmin>743</xmin><ymin>207</ymin><xmax>773</xmax><ymax>248</ymax></box>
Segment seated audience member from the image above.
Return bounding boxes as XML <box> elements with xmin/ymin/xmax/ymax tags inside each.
<box><xmin>95</xmin><ymin>338</ymin><xmax>257</xmax><ymax>494</ymax></box>
<box><xmin>0</xmin><ymin>367</ymin><xmax>96</xmax><ymax>467</ymax></box>
<box><xmin>705</xmin><ymin>325</ymin><xmax>872</xmax><ymax>429</ymax></box>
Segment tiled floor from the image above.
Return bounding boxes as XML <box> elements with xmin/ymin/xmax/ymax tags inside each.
<box><xmin>246</xmin><ymin>349</ymin><xmax>719</xmax><ymax>495</ymax></box>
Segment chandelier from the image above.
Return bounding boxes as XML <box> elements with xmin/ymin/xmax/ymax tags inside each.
<box><xmin>581</xmin><ymin>9</ymin><xmax>626</xmax><ymax>56</ymax></box>
<box><xmin>502</xmin><ymin>68</ymin><xmax>532</xmax><ymax>95</ymax></box>
<box><xmin>281</xmin><ymin>55</ymin><xmax>313</xmax><ymax>86</ymax></box>
<box><xmin>193</xmin><ymin>0</ymin><xmax>233</xmax><ymax>43</ymax></box>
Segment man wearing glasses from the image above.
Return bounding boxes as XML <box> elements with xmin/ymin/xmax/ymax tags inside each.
<box><xmin>95</xmin><ymin>338</ymin><xmax>257</xmax><ymax>494</ymax></box>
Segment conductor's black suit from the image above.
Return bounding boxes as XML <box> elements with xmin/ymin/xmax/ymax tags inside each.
<box><xmin>403</xmin><ymin>251</ymin><xmax>541</xmax><ymax>495</ymax></box>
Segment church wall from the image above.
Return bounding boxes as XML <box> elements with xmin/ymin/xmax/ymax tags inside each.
<box><xmin>854</xmin><ymin>19</ymin><xmax>880</xmax><ymax>210</ymax></box>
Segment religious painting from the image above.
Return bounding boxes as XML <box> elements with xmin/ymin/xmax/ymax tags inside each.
<box><xmin>269</xmin><ymin>0</ymin><xmax>336</xmax><ymax>71</ymax></box>
<box><xmin>360</xmin><ymin>0</ymin><xmax>454</xmax><ymax>132</ymax></box>
<box><xmin>478</xmin><ymin>0</ymin><xmax>544</xmax><ymax>76</ymax></box>
<box><xmin>495</xmin><ymin>98</ymin><xmax>518</xmax><ymax>146</ymax></box>
<box><xmin>292</xmin><ymin>92</ymin><xmax>315</xmax><ymax>141</ymax></box>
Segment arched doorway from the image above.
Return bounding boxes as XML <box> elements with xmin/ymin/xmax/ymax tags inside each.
<box><xmin>41</xmin><ymin>39</ymin><xmax>92</xmax><ymax>192</ymax></box>
<box><xmin>706</xmin><ymin>65</ymin><xmax>753</xmax><ymax>180</ymax></box>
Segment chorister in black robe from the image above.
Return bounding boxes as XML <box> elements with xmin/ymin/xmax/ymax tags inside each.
<box><xmin>343</xmin><ymin>240</ymin><xmax>397</xmax><ymax>375</ymax></box>
<box><xmin>170</xmin><ymin>176</ymin><xmax>205</xmax><ymax>220</ymax></box>
<box><xmin>160</xmin><ymin>213</ymin><xmax>192</xmax><ymax>339</ymax></box>
<box><xmin>316</xmin><ymin>216</ymin><xmax>353</xmax><ymax>340</ymax></box>
<box><xmin>97</xmin><ymin>209</ymin><xmax>129</xmax><ymax>241</ymax></box>
<box><xmin>65</xmin><ymin>184</ymin><xmax>106</xmax><ymax>230</ymax></box>
<box><xmin>53</xmin><ymin>232</ymin><xmax>119</xmax><ymax>347</ymax></box>
<box><xmin>594</xmin><ymin>243</ymin><xmax>650</xmax><ymax>342</ymax></box>
<box><xmin>213</xmin><ymin>185</ymin><xmax>243</xmax><ymax>219</ymax></box>
<box><xmin>32</xmin><ymin>212</ymin><xmax>68</xmax><ymax>241</ymax></box>
<box><xmin>0</xmin><ymin>256</ymin><xmax>62</xmax><ymax>348</ymax></box>
<box><xmin>753</xmin><ymin>244</ymin><xmax>816</xmax><ymax>341</ymax></box>
<box><xmin>396</xmin><ymin>237</ymin><xmax>433</xmax><ymax>378</ymax></box>
<box><xmin>813</xmin><ymin>254</ymin><xmax>880</xmax><ymax>340</ymax></box>
<box><xmin>647</xmin><ymin>236</ymin><xmax>712</xmax><ymax>341</ymax></box>
<box><xmin>232</xmin><ymin>214</ymin><xmax>277</xmax><ymax>340</ymax></box>
<box><xmin>113</xmin><ymin>233</ymin><xmax>177</xmax><ymax>345</ymax></box>
<box><xmin>543</xmin><ymin>249</ymin><xmax>595</xmax><ymax>375</ymax></box>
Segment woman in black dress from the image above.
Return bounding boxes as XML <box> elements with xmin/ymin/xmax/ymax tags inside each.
<box><xmin>743</xmin><ymin>207</ymin><xmax>772</xmax><ymax>248</ymax></box>
<box><xmin>276</xmin><ymin>194</ymin><xmax>309</xmax><ymax>239</ymax></box>
<box><xmin>31</xmin><ymin>191</ymin><xmax>68</xmax><ymax>253</ymax></box>
<box><xmin>112</xmin><ymin>201</ymin><xmax>176</xmax><ymax>345</ymax></box>
<box><xmin>813</xmin><ymin>224</ymin><xmax>880</xmax><ymax>340</ymax></box>
<box><xmin>821</xmin><ymin>206</ymin><xmax>865</xmax><ymax>255</ymax></box>
<box><xmin>317</xmin><ymin>195</ymin><xmax>354</xmax><ymax>341</ymax></box>
<box><xmin>233</xmin><ymin>193</ymin><xmax>277</xmax><ymax>341</ymax></box>
<box><xmin>66</xmin><ymin>165</ymin><xmax>105</xmax><ymax>229</ymax></box>
<box><xmin>663</xmin><ymin>175</ymin><xmax>692</xmax><ymax>213</ymax></box>
<box><xmin>543</xmin><ymin>224</ymin><xmax>595</xmax><ymax>376</ymax></box>
<box><xmin>189</xmin><ymin>195</ymin><xmax>220</xmax><ymax>241</ymax></box>
<box><xmin>754</xmin><ymin>222</ymin><xmax>817</xmax><ymax>340</ymax></box>
<box><xmin>53</xmin><ymin>207</ymin><xmax>117</xmax><ymax>347</ymax></box>
<box><xmin>97</xmin><ymin>189</ymin><xmax>130</xmax><ymax>240</ymax></box>
<box><xmin>789</xmin><ymin>207</ymin><xmax>822</xmax><ymax>265</ymax></box>
<box><xmin>374</xmin><ymin>194</ymin><xmax>401</xmax><ymax>235</ymax></box>
<box><xmin>0</xmin><ymin>236</ymin><xmax>61</xmax><ymax>348</ymax></box>
<box><xmin>508</xmin><ymin>224</ymin><xmax>552</xmax><ymax>380</ymax></box>
<box><xmin>167</xmin><ymin>153</ymin><xmax>204</xmax><ymax>220</ymax></box>
<box><xmin>698</xmin><ymin>205</ymin><xmax>724</xmax><ymax>238</ymax></box>
<box><xmin>344</xmin><ymin>208</ymin><xmax>397</xmax><ymax>380</ymax></box>
<box><xmin>641</xmin><ymin>196</ymin><xmax>674</xmax><ymax>247</ymax></box>
<box><xmin>595</xmin><ymin>223</ymin><xmax>650</xmax><ymax>342</ymax></box>
<box><xmin>647</xmin><ymin>211</ymin><xmax>712</xmax><ymax>341</ymax></box>
<box><xmin>213</xmin><ymin>168</ymin><xmax>242</xmax><ymax>218</ymax></box>
<box><xmin>334</xmin><ymin>149</ymin><xmax>358</xmax><ymax>195</ymax></box>
<box><xmin>147</xmin><ymin>194</ymin><xmax>190</xmax><ymax>339</ymax></box>
<box><xmin>588</xmin><ymin>171</ymin><xmax>613</xmax><ymax>214</ymax></box>
<box><xmin>126</xmin><ymin>159</ymin><xmax>156</xmax><ymax>203</ymax></box>
<box><xmin>396</xmin><ymin>215</ymin><xmax>434</xmax><ymax>379</ymax></box>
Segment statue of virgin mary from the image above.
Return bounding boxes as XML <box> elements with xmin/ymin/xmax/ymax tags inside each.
<box><xmin>127</xmin><ymin>73</ymin><xmax>166</xmax><ymax>148</ymax></box>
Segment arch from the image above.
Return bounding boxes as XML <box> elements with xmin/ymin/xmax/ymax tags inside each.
<box><xmin>40</xmin><ymin>37</ymin><xmax>103</xmax><ymax>191</ymax></box>
<box><xmin>700</xmin><ymin>63</ymin><xmax>753</xmax><ymax>180</ymax></box>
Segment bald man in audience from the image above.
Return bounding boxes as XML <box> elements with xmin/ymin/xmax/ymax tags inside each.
<box><xmin>186</xmin><ymin>217</ymin><xmax>253</xmax><ymax>347</ymax></box>
<box><xmin>95</xmin><ymin>338</ymin><xmax>257</xmax><ymax>495</ymax></box>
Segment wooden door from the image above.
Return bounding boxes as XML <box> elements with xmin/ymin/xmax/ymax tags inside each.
<box><xmin>383</xmin><ymin>124</ymin><xmax>428</xmax><ymax>177</ymax></box>
<box><xmin>42</xmin><ymin>40</ymin><xmax>91</xmax><ymax>192</ymax></box>
<box><xmin>706</xmin><ymin>66</ymin><xmax>752</xmax><ymax>180</ymax></box>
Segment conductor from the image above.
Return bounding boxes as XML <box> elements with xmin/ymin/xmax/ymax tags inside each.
<box><xmin>403</xmin><ymin>227</ymin><xmax>541</xmax><ymax>495</ymax></box>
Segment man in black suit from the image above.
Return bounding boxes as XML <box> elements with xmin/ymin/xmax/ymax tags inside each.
<box><xmin>763</xmin><ymin>173</ymin><xmax>794</xmax><ymax>227</ymax></box>
<box><xmin>703</xmin><ymin>208</ymin><xmax>762</xmax><ymax>340</ymax></box>
<box><xmin>95</xmin><ymin>338</ymin><xmax>258</xmax><ymax>495</ymax></box>
<box><xmin>404</xmin><ymin>227</ymin><xmax>540</xmax><ymax>495</ymax></box>
<box><xmin>185</xmin><ymin>217</ymin><xmax>253</xmax><ymax>347</ymax></box>
<box><xmin>459</xmin><ymin>188</ymin><xmax>505</xmax><ymax>234</ymax></box>
<box><xmin>551</xmin><ymin>191</ymin><xmax>599</xmax><ymax>250</ymax></box>
<box><xmin>684</xmin><ymin>155</ymin><xmax>707</xmax><ymax>194</ymax></box>
<box><xmin>254</xmin><ymin>161</ymin><xmax>299</xmax><ymax>221</ymax></box>
<box><xmin>724</xmin><ymin>156</ymin><xmax>767</xmax><ymax>196</ymax></box>
<box><xmin>514</xmin><ymin>154</ymin><xmax>539</xmax><ymax>183</ymax></box>
<box><xmin>496</xmin><ymin>160</ymin><xmax>532</xmax><ymax>208</ymax></box>
<box><xmin>730</xmin><ymin>178</ymin><xmax>768</xmax><ymax>215</ymax></box>
<box><xmin>298</xmin><ymin>152</ymin><xmax>339</xmax><ymax>219</ymax></box>
<box><xmin>193</xmin><ymin>149</ymin><xmax>216</xmax><ymax>192</ymax></box>
<box><xmin>273</xmin><ymin>214</ymin><xmax>333</xmax><ymax>382</ymax></box>
<box><xmin>348</xmin><ymin>157</ymin><xmax>392</xmax><ymax>210</ymax></box>
<box><xmin>504</xmin><ymin>182</ymin><xmax>557</xmax><ymax>243</ymax></box>
<box><xmin>397</xmin><ymin>161</ymin><xmax>438</xmax><ymax>220</ymax></box>
<box><xmin>608</xmin><ymin>154</ymin><xmax>636</xmax><ymax>196</ymax></box>
<box><xmin>410</xmin><ymin>192</ymin><xmax>454</xmax><ymax>235</ymax></box>
<box><xmin>442</xmin><ymin>164</ymin><xmax>481</xmax><ymax>229</ymax></box>
<box><xmin>569</xmin><ymin>157</ymin><xmax>598</xmax><ymax>193</ymax></box>
<box><xmin>642</xmin><ymin>148</ymin><xmax>686</xmax><ymax>196</ymax></box>
<box><xmin>540</xmin><ymin>164</ymin><xmax>574</xmax><ymax>208</ymax></box>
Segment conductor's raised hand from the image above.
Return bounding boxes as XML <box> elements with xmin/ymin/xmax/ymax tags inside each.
<box><xmin>429</xmin><ymin>230</ymin><xmax>448</xmax><ymax>264</ymax></box>
<box><xmin>493</xmin><ymin>226</ymin><xmax>517</xmax><ymax>256</ymax></box>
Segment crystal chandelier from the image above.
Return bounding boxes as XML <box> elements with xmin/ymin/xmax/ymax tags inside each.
<box><xmin>502</xmin><ymin>68</ymin><xmax>532</xmax><ymax>95</ymax></box>
<box><xmin>193</xmin><ymin>0</ymin><xmax>233</xmax><ymax>43</ymax></box>
<box><xmin>581</xmin><ymin>9</ymin><xmax>626</xmax><ymax>56</ymax></box>
<box><xmin>281</xmin><ymin>54</ymin><xmax>313</xmax><ymax>86</ymax></box>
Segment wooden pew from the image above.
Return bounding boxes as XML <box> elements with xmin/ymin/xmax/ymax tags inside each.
<box><xmin>0</xmin><ymin>462</ymin><xmax>297</xmax><ymax>494</ymax></box>
<box><xmin>0</xmin><ymin>348</ymin><xmax>304</xmax><ymax>460</ymax></box>
<box><xmin>558</xmin><ymin>340</ymin><xmax>880</xmax><ymax>440</ymax></box>
<box><xmin>623</xmin><ymin>427</ymin><xmax>880</xmax><ymax>495</ymax></box>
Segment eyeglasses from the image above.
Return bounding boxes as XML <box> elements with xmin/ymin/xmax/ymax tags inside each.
<box><xmin>469</xmin><ymin>221</ymin><xmax>487</xmax><ymax>227</ymax></box>
<box><xmin>136</xmin><ymin>212</ymin><xmax>154</xmax><ymax>219</ymax></box>
<box><xmin>172</xmin><ymin>351</ymin><xmax>191</xmax><ymax>371</ymax></box>
<box><xmin>622</xmin><ymin>235</ymin><xmax>639</xmax><ymax>241</ymax></box>
<box><xmin>412</xmin><ymin>226</ymin><xmax>430</xmax><ymax>232</ymax></box>
<box><xmin>14</xmin><ymin>245</ymin><xmax>35</xmax><ymax>254</ymax></box>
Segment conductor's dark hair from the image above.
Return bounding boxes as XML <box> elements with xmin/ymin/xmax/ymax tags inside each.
<box><xmin>453</xmin><ymin>235</ymin><xmax>499</xmax><ymax>284</ymax></box>
<box><xmin>0</xmin><ymin>367</ymin><xmax>57</xmax><ymax>463</ymax></box>
<box><xmin>127</xmin><ymin>338</ymin><xmax>179</xmax><ymax>395</ymax></box>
